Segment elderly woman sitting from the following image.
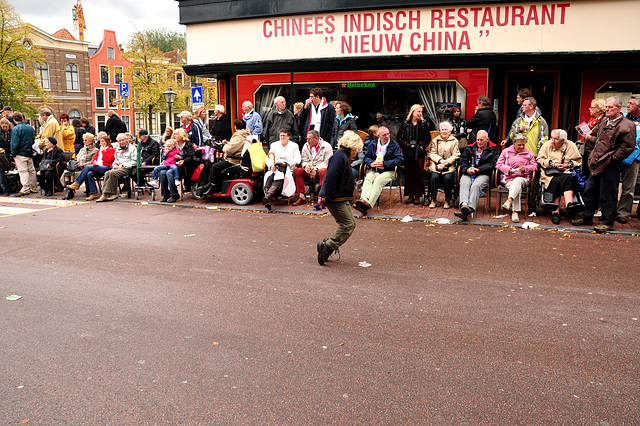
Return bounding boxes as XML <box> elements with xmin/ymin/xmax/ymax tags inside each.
<box><xmin>66</xmin><ymin>133</ymin><xmax>115</xmax><ymax>201</ymax></box>
<box><xmin>496</xmin><ymin>133</ymin><xmax>538</xmax><ymax>222</ymax></box>
<box><xmin>537</xmin><ymin>129</ymin><xmax>583</xmax><ymax>224</ymax></box>
<box><xmin>37</xmin><ymin>137</ymin><xmax>65</xmax><ymax>196</ymax></box>
<box><xmin>61</xmin><ymin>132</ymin><xmax>99</xmax><ymax>199</ymax></box>
<box><xmin>427</xmin><ymin>121</ymin><xmax>460</xmax><ymax>208</ymax></box>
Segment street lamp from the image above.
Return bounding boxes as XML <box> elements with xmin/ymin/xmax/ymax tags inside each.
<box><xmin>163</xmin><ymin>87</ymin><xmax>177</xmax><ymax>130</ymax></box>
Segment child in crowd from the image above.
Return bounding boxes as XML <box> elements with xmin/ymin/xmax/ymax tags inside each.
<box><xmin>148</xmin><ymin>138</ymin><xmax>180</xmax><ymax>188</ymax></box>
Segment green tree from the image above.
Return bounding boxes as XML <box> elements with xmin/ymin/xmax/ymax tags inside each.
<box><xmin>124</xmin><ymin>30</ymin><xmax>173</xmax><ymax>133</ymax></box>
<box><xmin>138</xmin><ymin>27</ymin><xmax>186</xmax><ymax>53</ymax></box>
<box><xmin>0</xmin><ymin>0</ymin><xmax>48</xmax><ymax>115</ymax></box>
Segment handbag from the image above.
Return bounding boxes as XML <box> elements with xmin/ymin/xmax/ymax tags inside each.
<box><xmin>247</xmin><ymin>141</ymin><xmax>267</xmax><ymax>172</ymax></box>
<box><xmin>544</xmin><ymin>167</ymin><xmax>563</xmax><ymax>176</ymax></box>
<box><xmin>39</xmin><ymin>159</ymin><xmax>54</xmax><ymax>172</ymax></box>
<box><xmin>544</xmin><ymin>147</ymin><xmax>567</xmax><ymax>176</ymax></box>
<box><xmin>66</xmin><ymin>160</ymin><xmax>79</xmax><ymax>172</ymax></box>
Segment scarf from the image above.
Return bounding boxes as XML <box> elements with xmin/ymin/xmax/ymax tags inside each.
<box><xmin>523</xmin><ymin>113</ymin><xmax>535</xmax><ymax>130</ymax></box>
<box><xmin>376</xmin><ymin>139</ymin><xmax>389</xmax><ymax>162</ymax></box>
<box><xmin>309</xmin><ymin>98</ymin><xmax>326</xmax><ymax>133</ymax></box>
<box><xmin>588</xmin><ymin>114</ymin><xmax>603</xmax><ymax>130</ymax></box>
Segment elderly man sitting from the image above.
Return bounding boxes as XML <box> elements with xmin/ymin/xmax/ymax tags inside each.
<box><xmin>291</xmin><ymin>129</ymin><xmax>333</xmax><ymax>206</ymax></box>
<box><xmin>354</xmin><ymin>126</ymin><xmax>404</xmax><ymax>215</ymax></box>
<box><xmin>454</xmin><ymin>130</ymin><xmax>499</xmax><ymax>221</ymax></box>
<box><xmin>96</xmin><ymin>133</ymin><xmax>138</xmax><ymax>202</ymax></box>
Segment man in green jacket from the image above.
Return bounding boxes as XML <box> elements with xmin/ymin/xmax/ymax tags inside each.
<box><xmin>10</xmin><ymin>112</ymin><xmax>38</xmax><ymax>197</ymax></box>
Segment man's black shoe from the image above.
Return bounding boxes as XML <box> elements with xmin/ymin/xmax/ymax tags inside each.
<box><xmin>317</xmin><ymin>241</ymin><xmax>333</xmax><ymax>265</ymax></box>
<box><xmin>160</xmin><ymin>196</ymin><xmax>170</xmax><ymax>203</ymax></box>
<box><xmin>616</xmin><ymin>216</ymin><xmax>628</xmax><ymax>224</ymax></box>
<box><xmin>168</xmin><ymin>195</ymin><xmax>180</xmax><ymax>203</ymax></box>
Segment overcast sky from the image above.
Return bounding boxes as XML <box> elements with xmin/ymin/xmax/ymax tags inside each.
<box><xmin>10</xmin><ymin>0</ymin><xmax>185</xmax><ymax>47</ymax></box>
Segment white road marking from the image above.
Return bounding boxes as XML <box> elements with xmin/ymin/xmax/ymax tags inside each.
<box><xmin>0</xmin><ymin>196</ymin><xmax>85</xmax><ymax>217</ymax></box>
<box><xmin>0</xmin><ymin>206</ymin><xmax>38</xmax><ymax>215</ymax></box>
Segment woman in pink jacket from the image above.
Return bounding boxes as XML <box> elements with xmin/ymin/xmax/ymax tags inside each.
<box><xmin>496</xmin><ymin>134</ymin><xmax>538</xmax><ymax>222</ymax></box>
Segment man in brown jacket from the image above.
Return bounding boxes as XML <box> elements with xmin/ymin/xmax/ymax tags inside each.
<box><xmin>572</xmin><ymin>96</ymin><xmax>636</xmax><ymax>233</ymax></box>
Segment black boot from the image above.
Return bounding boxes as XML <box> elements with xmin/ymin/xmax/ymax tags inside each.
<box><xmin>62</xmin><ymin>189</ymin><xmax>75</xmax><ymax>200</ymax></box>
<box><xmin>316</xmin><ymin>240</ymin><xmax>334</xmax><ymax>265</ymax></box>
<box><xmin>196</xmin><ymin>183</ymin><xmax>210</xmax><ymax>197</ymax></box>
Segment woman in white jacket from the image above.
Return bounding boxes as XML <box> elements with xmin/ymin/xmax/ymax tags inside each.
<box><xmin>262</xmin><ymin>128</ymin><xmax>301</xmax><ymax>211</ymax></box>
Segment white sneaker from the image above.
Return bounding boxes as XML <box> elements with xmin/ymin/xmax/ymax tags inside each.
<box><xmin>148</xmin><ymin>179</ymin><xmax>159</xmax><ymax>188</ymax></box>
<box><xmin>174</xmin><ymin>178</ymin><xmax>181</xmax><ymax>188</ymax></box>
<box><xmin>443</xmin><ymin>201</ymin><xmax>450</xmax><ymax>209</ymax></box>
<box><xmin>428</xmin><ymin>201</ymin><xmax>437</xmax><ymax>208</ymax></box>
<box><xmin>512</xmin><ymin>211</ymin><xmax>519</xmax><ymax>223</ymax></box>
<box><xmin>501</xmin><ymin>200</ymin><xmax>512</xmax><ymax>211</ymax></box>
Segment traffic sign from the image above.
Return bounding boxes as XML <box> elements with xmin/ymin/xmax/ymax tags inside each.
<box><xmin>191</xmin><ymin>86</ymin><xmax>203</xmax><ymax>104</ymax></box>
<box><xmin>119</xmin><ymin>82</ymin><xmax>129</xmax><ymax>97</ymax></box>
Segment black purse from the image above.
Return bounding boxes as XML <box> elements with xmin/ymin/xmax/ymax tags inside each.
<box><xmin>544</xmin><ymin>147</ymin><xmax>567</xmax><ymax>176</ymax></box>
<box><xmin>66</xmin><ymin>160</ymin><xmax>79</xmax><ymax>172</ymax></box>
<box><xmin>39</xmin><ymin>159</ymin><xmax>54</xmax><ymax>172</ymax></box>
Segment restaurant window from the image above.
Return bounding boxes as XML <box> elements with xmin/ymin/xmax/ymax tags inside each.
<box><xmin>256</xmin><ymin>80</ymin><xmax>465</xmax><ymax>136</ymax></box>
<box><xmin>595</xmin><ymin>82</ymin><xmax>640</xmax><ymax>115</ymax></box>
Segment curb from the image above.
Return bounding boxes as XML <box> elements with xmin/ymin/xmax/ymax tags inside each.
<box><xmin>118</xmin><ymin>198</ymin><xmax>640</xmax><ymax>237</ymax></box>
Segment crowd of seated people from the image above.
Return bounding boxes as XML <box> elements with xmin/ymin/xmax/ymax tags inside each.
<box><xmin>1</xmin><ymin>92</ymin><xmax>639</xmax><ymax>233</ymax></box>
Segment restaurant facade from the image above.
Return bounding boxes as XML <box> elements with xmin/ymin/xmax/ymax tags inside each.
<box><xmin>177</xmin><ymin>0</ymin><xmax>639</xmax><ymax>141</ymax></box>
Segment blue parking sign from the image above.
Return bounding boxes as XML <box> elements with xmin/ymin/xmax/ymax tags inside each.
<box><xmin>119</xmin><ymin>82</ymin><xmax>129</xmax><ymax>97</ymax></box>
<box><xmin>191</xmin><ymin>86</ymin><xmax>203</xmax><ymax>104</ymax></box>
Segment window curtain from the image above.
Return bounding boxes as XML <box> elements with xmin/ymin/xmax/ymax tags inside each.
<box><xmin>256</xmin><ymin>85</ymin><xmax>284</xmax><ymax>119</ymax></box>
<box><xmin>417</xmin><ymin>82</ymin><xmax>457</xmax><ymax>126</ymax></box>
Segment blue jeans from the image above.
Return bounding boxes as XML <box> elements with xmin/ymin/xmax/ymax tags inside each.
<box><xmin>152</xmin><ymin>164</ymin><xmax>179</xmax><ymax>180</ymax></box>
<box><xmin>76</xmin><ymin>165</ymin><xmax>111</xmax><ymax>194</ymax></box>
<box><xmin>159</xmin><ymin>167</ymin><xmax>179</xmax><ymax>197</ymax></box>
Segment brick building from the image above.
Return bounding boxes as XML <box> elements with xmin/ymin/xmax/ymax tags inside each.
<box><xmin>88</xmin><ymin>30</ymin><xmax>131</xmax><ymax>133</ymax></box>
<box><xmin>23</xmin><ymin>24</ymin><xmax>92</xmax><ymax>123</ymax></box>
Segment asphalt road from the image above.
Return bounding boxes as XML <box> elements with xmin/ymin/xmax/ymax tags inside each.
<box><xmin>1</xmin><ymin>200</ymin><xmax>639</xmax><ymax>424</ymax></box>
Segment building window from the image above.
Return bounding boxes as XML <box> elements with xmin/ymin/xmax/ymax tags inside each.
<box><xmin>107</xmin><ymin>47</ymin><xmax>115</xmax><ymax>60</ymax></box>
<box><xmin>135</xmin><ymin>113</ymin><xmax>144</xmax><ymax>132</ymax></box>
<box><xmin>108</xmin><ymin>88</ymin><xmax>118</xmax><ymax>108</ymax></box>
<box><xmin>121</xmin><ymin>115</ymin><xmax>129</xmax><ymax>132</ymax></box>
<box><xmin>65</xmin><ymin>63</ymin><xmax>79</xmax><ymax>91</ymax></box>
<box><xmin>34</xmin><ymin>62</ymin><xmax>50</xmax><ymax>89</ymax></box>
<box><xmin>69</xmin><ymin>109</ymin><xmax>82</xmax><ymax>121</ymax></box>
<box><xmin>96</xmin><ymin>115</ymin><xmax>107</xmax><ymax>132</ymax></box>
<box><xmin>100</xmin><ymin>65</ymin><xmax>109</xmax><ymax>84</ymax></box>
<box><xmin>176</xmin><ymin>72</ymin><xmax>184</xmax><ymax>86</ymax></box>
<box><xmin>14</xmin><ymin>60</ymin><xmax>25</xmax><ymax>71</ymax></box>
<box><xmin>95</xmin><ymin>88</ymin><xmax>105</xmax><ymax>109</ymax></box>
<box><xmin>114</xmin><ymin>66</ymin><xmax>123</xmax><ymax>85</ymax></box>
